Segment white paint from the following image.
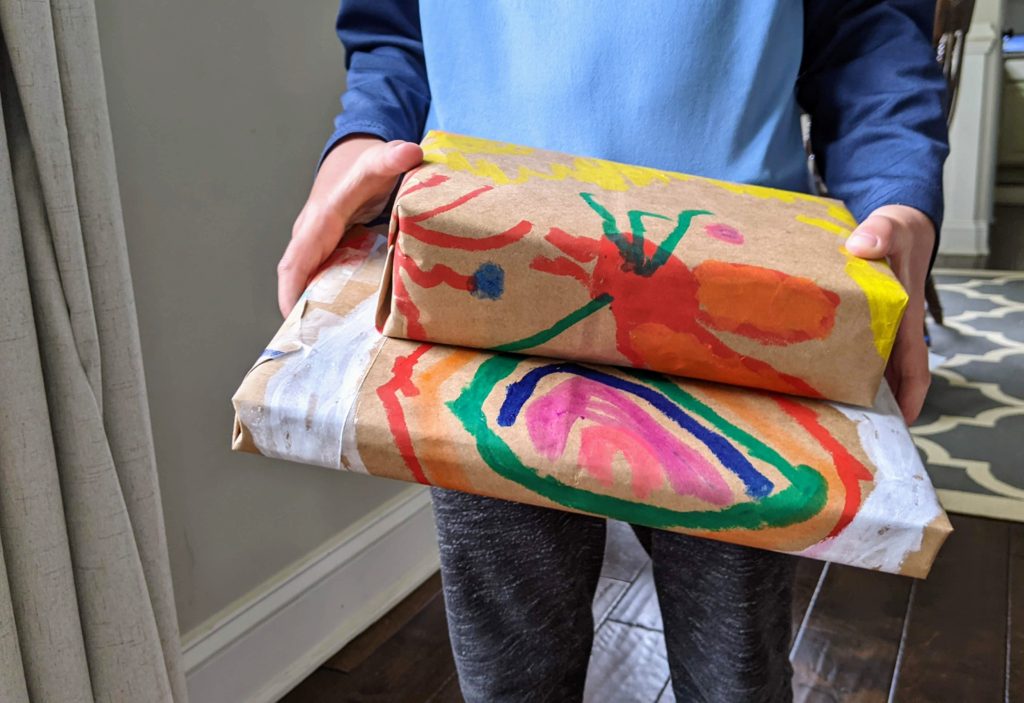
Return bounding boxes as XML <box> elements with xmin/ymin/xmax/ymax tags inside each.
<box><xmin>796</xmin><ymin>384</ymin><xmax>944</xmax><ymax>573</ymax></box>
<box><xmin>340</xmin><ymin>375</ymin><xmax>371</xmax><ymax>474</ymax></box>
<box><xmin>182</xmin><ymin>487</ymin><xmax>438</xmax><ymax>703</ymax></box>
<box><xmin>242</xmin><ymin>296</ymin><xmax>383</xmax><ymax>469</ymax></box>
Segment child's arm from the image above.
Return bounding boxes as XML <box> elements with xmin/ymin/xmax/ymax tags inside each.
<box><xmin>278</xmin><ymin>0</ymin><xmax>428</xmax><ymax>316</ymax></box>
<box><xmin>797</xmin><ymin>0</ymin><xmax>949</xmax><ymax>423</ymax></box>
<box><xmin>321</xmin><ymin>0</ymin><xmax>430</xmax><ymax>162</ymax></box>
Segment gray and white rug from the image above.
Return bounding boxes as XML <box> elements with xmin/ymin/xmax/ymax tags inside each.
<box><xmin>914</xmin><ymin>269</ymin><xmax>1024</xmax><ymax>523</ymax></box>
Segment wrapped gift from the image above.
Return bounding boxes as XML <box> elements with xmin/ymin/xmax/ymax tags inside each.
<box><xmin>233</xmin><ymin>227</ymin><xmax>950</xmax><ymax>578</ymax></box>
<box><xmin>375</xmin><ymin>131</ymin><xmax>909</xmax><ymax>407</ymax></box>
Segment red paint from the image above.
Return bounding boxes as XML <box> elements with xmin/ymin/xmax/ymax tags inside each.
<box><xmin>376</xmin><ymin>344</ymin><xmax>433</xmax><ymax>485</ymax></box>
<box><xmin>401</xmin><ymin>256</ymin><xmax>474</xmax><ymax>292</ymax></box>
<box><xmin>392</xmin><ymin>249</ymin><xmax>427</xmax><ymax>339</ymax></box>
<box><xmin>400</xmin><ymin>216</ymin><xmax>533</xmax><ymax>251</ymax></box>
<box><xmin>544</xmin><ymin>226</ymin><xmax>598</xmax><ymax>262</ymax></box>
<box><xmin>775</xmin><ymin>397</ymin><xmax>872</xmax><ymax>537</ymax></box>
<box><xmin>390</xmin><ymin>179</ymin><xmax>532</xmax><ymax>339</ymax></box>
<box><xmin>542</xmin><ymin>230</ymin><xmax>826</xmax><ymax>398</ymax></box>
<box><xmin>529</xmin><ymin>255</ymin><xmax>590</xmax><ymax>286</ymax></box>
<box><xmin>398</xmin><ymin>172</ymin><xmax>449</xmax><ymax>199</ymax></box>
<box><xmin>312</xmin><ymin>227</ymin><xmax>378</xmax><ymax>283</ymax></box>
<box><xmin>406</xmin><ymin>184</ymin><xmax>494</xmax><ymax>223</ymax></box>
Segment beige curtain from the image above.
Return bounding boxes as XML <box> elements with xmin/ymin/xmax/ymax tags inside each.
<box><xmin>0</xmin><ymin>1</ymin><xmax>187</xmax><ymax>701</ymax></box>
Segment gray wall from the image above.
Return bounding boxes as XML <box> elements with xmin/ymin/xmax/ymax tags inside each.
<box><xmin>94</xmin><ymin>0</ymin><xmax>410</xmax><ymax>633</ymax></box>
<box><xmin>1007</xmin><ymin>0</ymin><xmax>1024</xmax><ymax>31</ymax></box>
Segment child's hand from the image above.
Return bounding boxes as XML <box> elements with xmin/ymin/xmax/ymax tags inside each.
<box><xmin>844</xmin><ymin>205</ymin><xmax>936</xmax><ymax>424</ymax></box>
<box><xmin>277</xmin><ymin>136</ymin><xmax>423</xmax><ymax>317</ymax></box>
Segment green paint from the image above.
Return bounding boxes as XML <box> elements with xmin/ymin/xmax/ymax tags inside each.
<box><xmin>580</xmin><ymin>191</ymin><xmax>632</xmax><ymax>251</ymax></box>
<box><xmin>447</xmin><ymin>356</ymin><xmax>829</xmax><ymax>532</ymax></box>
<box><xmin>494</xmin><ymin>293</ymin><xmax>614</xmax><ymax>353</ymax></box>
<box><xmin>647</xmin><ymin>209</ymin><xmax>712</xmax><ymax>272</ymax></box>
<box><xmin>579</xmin><ymin>192</ymin><xmax>711</xmax><ymax>276</ymax></box>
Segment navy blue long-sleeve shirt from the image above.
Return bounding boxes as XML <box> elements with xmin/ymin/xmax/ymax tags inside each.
<box><xmin>325</xmin><ymin>0</ymin><xmax>949</xmax><ymax>236</ymax></box>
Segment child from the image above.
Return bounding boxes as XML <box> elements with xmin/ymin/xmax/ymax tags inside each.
<box><xmin>276</xmin><ymin>2</ymin><xmax>948</xmax><ymax>700</ymax></box>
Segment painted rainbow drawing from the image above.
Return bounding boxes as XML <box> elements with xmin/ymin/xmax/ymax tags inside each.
<box><xmin>232</xmin><ymin>227</ymin><xmax>951</xmax><ymax>578</ymax></box>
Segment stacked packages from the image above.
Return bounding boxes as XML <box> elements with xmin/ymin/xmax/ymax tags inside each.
<box><xmin>233</xmin><ymin>132</ymin><xmax>950</xmax><ymax>577</ymax></box>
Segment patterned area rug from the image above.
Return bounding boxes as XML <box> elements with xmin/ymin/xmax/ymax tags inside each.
<box><xmin>914</xmin><ymin>269</ymin><xmax>1024</xmax><ymax>523</ymax></box>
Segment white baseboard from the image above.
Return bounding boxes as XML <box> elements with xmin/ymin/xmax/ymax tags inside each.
<box><xmin>181</xmin><ymin>486</ymin><xmax>439</xmax><ymax>703</ymax></box>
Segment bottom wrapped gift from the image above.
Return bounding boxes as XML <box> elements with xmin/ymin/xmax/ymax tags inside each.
<box><xmin>232</xmin><ymin>227</ymin><xmax>951</xmax><ymax>577</ymax></box>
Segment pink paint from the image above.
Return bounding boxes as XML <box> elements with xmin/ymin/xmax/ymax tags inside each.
<box><xmin>524</xmin><ymin>377</ymin><xmax>733</xmax><ymax>504</ymax></box>
<box><xmin>704</xmin><ymin>223</ymin><xmax>744</xmax><ymax>244</ymax></box>
<box><xmin>578</xmin><ymin>425</ymin><xmax>663</xmax><ymax>498</ymax></box>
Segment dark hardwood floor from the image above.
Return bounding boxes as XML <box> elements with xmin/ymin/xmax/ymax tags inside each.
<box><xmin>283</xmin><ymin>514</ymin><xmax>1022</xmax><ymax>702</ymax></box>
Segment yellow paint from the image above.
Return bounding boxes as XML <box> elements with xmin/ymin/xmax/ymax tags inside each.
<box><xmin>842</xmin><ymin>253</ymin><xmax>908</xmax><ymax>359</ymax></box>
<box><xmin>795</xmin><ymin>211</ymin><xmax>907</xmax><ymax>359</ymax></box>
<box><xmin>796</xmin><ymin>215</ymin><xmax>852</xmax><ymax>236</ymax></box>
<box><xmin>422</xmin><ymin>131</ymin><xmax>536</xmax><ymax>156</ymax></box>
<box><xmin>701</xmin><ymin>176</ymin><xmax>812</xmax><ymax>204</ymax></box>
<box><xmin>424</xmin><ymin>130</ymin><xmax>861</xmax><ymax>198</ymax></box>
<box><xmin>424</xmin><ymin>131</ymin><xmax>693</xmax><ymax>192</ymax></box>
<box><xmin>826</xmin><ymin>204</ymin><xmax>857</xmax><ymax>228</ymax></box>
<box><xmin>421</xmin><ymin>131</ymin><xmax>858</xmax><ymax>216</ymax></box>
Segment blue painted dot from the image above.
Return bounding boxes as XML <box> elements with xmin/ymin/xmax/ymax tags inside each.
<box><xmin>471</xmin><ymin>262</ymin><xmax>504</xmax><ymax>300</ymax></box>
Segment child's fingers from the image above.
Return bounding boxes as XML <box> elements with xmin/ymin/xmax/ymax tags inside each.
<box><xmin>889</xmin><ymin>309</ymin><xmax>931</xmax><ymax>424</ymax></box>
<box><xmin>277</xmin><ymin>141</ymin><xmax>423</xmax><ymax>317</ymax></box>
<box><xmin>278</xmin><ymin>207</ymin><xmax>344</xmax><ymax>316</ymax></box>
<box><xmin>335</xmin><ymin>141</ymin><xmax>423</xmax><ymax>223</ymax></box>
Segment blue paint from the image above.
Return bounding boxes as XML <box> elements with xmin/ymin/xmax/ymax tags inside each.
<box><xmin>497</xmin><ymin>362</ymin><xmax>774</xmax><ymax>499</ymax></box>
<box><xmin>471</xmin><ymin>262</ymin><xmax>504</xmax><ymax>300</ymax></box>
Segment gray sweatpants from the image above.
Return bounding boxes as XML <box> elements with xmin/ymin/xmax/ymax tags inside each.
<box><xmin>431</xmin><ymin>487</ymin><xmax>796</xmax><ymax>703</ymax></box>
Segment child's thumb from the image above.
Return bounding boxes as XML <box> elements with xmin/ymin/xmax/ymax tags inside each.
<box><xmin>845</xmin><ymin>214</ymin><xmax>896</xmax><ymax>260</ymax></box>
<box><xmin>366</xmin><ymin>140</ymin><xmax>424</xmax><ymax>179</ymax></box>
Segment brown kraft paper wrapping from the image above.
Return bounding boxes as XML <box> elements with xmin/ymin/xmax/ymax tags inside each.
<box><xmin>377</xmin><ymin>131</ymin><xmax>909</xmax><ymax>407</ymax></box>
<box><xmin>232</xmin><ymin>226</ymin><xmax>950</xmax><ymax>578</ymax></box>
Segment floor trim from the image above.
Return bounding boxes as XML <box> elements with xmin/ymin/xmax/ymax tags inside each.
<box><xmin>181</xmin><ymin>486</ymin><xmax>439</xmax><ymax>703</ymax></box>
<box><xmin>931</xmin><ymin>268</ymin><xmax>1024</xmax><ymax>277</ymax></box>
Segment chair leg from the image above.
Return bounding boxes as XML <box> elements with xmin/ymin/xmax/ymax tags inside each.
<box><xmin>924</xmin><ymin>273</ymin><xmax>944</xmax><ymax>325</ymax></box>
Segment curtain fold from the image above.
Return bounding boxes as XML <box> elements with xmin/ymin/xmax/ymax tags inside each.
<box><xmin>0</xmin><ymin>1</ymin><xmax>188</xmax><ymax>701</ymax></box>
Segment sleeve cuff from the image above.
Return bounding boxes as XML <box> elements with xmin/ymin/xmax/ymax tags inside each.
<box><xmin>317</xmin><ymin>120</ymin><xmax>396</xmax><ymax>172</ymax></box>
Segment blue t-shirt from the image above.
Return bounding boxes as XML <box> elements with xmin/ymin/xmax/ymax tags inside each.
<box><xmin>420</xmin><ymin>2</ymin><xmax>809</xmax><ymax>193</ymax></box>
<box><xmin>326</xmin><ymin>0</ymin><xmax>948</xmax><ymax>230</ymax></box>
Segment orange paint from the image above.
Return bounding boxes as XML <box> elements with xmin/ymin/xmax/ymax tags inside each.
<box><xmin>628</xmin><ymin>322</ymin><xmax>822</xmax><ymax>398</ymax></box>
<box><xmin>694</xmin><ymin>261</ymin><xmax>839</xmax><ymax>344</ymax></box>
<box><xmin>412</xmin><ymin>348</ymin><xmax>479</xmax><ymax>492</ymax></box>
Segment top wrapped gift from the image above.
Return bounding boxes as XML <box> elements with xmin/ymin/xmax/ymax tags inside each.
<box><xmin>377</xmin><ymin>131</ymin><xmax>908</xmax><ymax>407</ymax></box>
